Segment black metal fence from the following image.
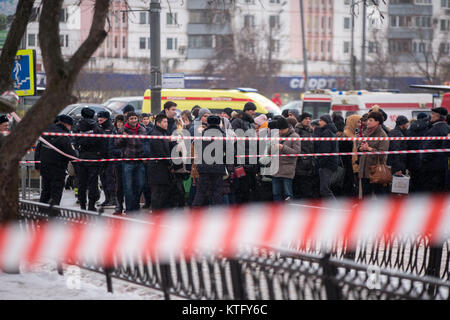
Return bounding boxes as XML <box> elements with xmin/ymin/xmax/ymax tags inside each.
<box><xmin>18</xmin><ymin>200</ymin><xmax>450</xmax><ymax>300</ymax></box>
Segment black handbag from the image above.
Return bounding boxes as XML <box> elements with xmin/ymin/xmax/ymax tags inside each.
<box><xmin>331</xmin><ymin>157</ymin><xmax>345</xmax><ymax>190</ymax></box>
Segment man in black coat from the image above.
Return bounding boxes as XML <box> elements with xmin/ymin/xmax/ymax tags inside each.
<box><xmin>421</xmin><ymin>107</ymin><xmax>449</xmax><ymax>192</ymax></box>
<box><xmin>148</xmin><ymin>114</ymin><xmax>173</xmax><ymax>210</ymax></box>
<box><xmin>192</xmin><ymin>115</ymin><xmax>226</xmax><ymax>207</ymax></box>
<box><xmin>406</xmin><ymin>112</ymin><xmax>430</xmax><ymax>192</ymax></box>
<box><xmin>159</xmin><ymin>101</ymin><xmax>178</xmax><ymax>136</ymax></box>
<box><xmin>293</xmin><ymin>112</ymin><xmax>318</xmax><ymax>199</ymax></box>
<box><xmin>231</xmin><ymin>102</ymin><xmax>257</xmax><ymax>203</ymax></box>
<box><xmin>35</xmin><ymin>115</ymin><xmax>78</xmax><ymax>206</ymax></box>
<box><xmin>387</xmin><ymin>115</ymin><xmax>409</xmax><ymax>176</ymax></box>
<box><xmin>314</xmin><ymin>114</ymin><xmax>338</xmax><ymax>199</ymax></box>
<box><xmin>74</xmin><ymin>107</ymin><xmax>105</xmax><ymax>211</ymax></box>
<box><xmin>97</xmin><ymin>111</ymin><xmax>116</xmax><ymax>207</ymax></box>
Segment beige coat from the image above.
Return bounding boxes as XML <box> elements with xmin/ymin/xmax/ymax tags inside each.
<box><xmin>272</xmin><ymin>128</ymin><xmax>301</xmax><ymax>179</ymax></box>
<box><xmin>358</xmin><ymin>125</ymin><xmax>389</xmax><ymax>179</ymax></box>
<box><xmin>343</xmin><ymin>114</ymin><xmax>361</xmax><ymax>174</ymax></box>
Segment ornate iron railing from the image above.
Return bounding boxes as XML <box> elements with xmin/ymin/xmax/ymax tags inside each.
<box><xmin>17</xmin><ymin>200</ymin><xmax>450</xmax><ymax>300</ymax></box>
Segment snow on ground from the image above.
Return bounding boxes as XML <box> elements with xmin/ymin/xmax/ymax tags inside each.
<box><xmin>0</xmin><ymin>260</ymin><xmax>165</xmax><ymax>300</ymax></box>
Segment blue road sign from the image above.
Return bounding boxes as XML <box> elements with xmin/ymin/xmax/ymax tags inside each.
<box><xmin>12</xmin><ymin>49</ymin><xmax>36</xmax><ymax>96</ymax></box>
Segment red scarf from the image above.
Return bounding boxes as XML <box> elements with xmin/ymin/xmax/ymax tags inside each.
<box><xmin>366</xmin><ymin>124</ymin><xmax>379</xmax><ymax>136</ymax></box>
<box><xmin>125</xmin><ymin>122</ymin><xmax>140</xmax><ymax>134</ymax></box>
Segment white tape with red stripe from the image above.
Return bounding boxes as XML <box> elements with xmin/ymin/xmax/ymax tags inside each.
<box><xmin>19</xmin><ymin>148</ymin><xmax>450</xmax><ymax>164</ymax></box>
<box><xmin>3</xmin><ymin>131</ymin><xmax>450</xmax><ymax>141</ymax></box>
<box><xmin>1</xmin><ymin>194</ymin><xmax>449</xmax><ymax>269</ymax></box>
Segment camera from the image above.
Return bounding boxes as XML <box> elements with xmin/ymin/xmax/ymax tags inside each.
<box><xmin>268</xmin><ymin>116</ymin><xmax>284</xmax><ymax>130</ymax></box>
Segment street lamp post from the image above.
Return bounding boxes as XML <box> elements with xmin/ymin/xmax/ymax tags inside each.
<box><xmin>299</xmin><ymin>0</ymin><xmax>309</xmax><ymax>93</ymax></box>
<box><xmin>150</xmin><ymin>0</ymin><xmax>162</xmax><ymax>115</ymax></box>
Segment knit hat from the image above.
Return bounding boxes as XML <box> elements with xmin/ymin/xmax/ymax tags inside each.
<box><xmin>97</xmin><ymin>111</ymin><xmax>110</xmax><ymax>119</ymax></box>
<box><xmin>299</xmin><ymin>112</ymin><xmax>312</xmax><ymax>122</ymax></box>
<box><xmin>319</xmin><ymin>114</ymin><xmax>332</xmax><ymax>125</ymax></box>
<box><xmin>395</xmin><ymin>115</ymin><xmax>409</xmax><ymax>126</ymax></box>
<box><xmin>243</xmin><ymin>102</ymin><xmax>257</xmax><ymax>112</ymax></box>
<box><xmin>416</xmin><ymin>112</ymin><xmax>429</xmax><ymax>120</ymax></box>
<box><xmin>198</xmin><ymin>108</ymin><xmax>211</xmax><ymax>119</ymax></box>
<box><xmin>58</xmin><ymin>114</ymin><xmax>74</xmax><ymax>126</ymax></box>
<box><xmin>122</xmin><ymin>104</ymin><xmax>135</xmax><ymax>114</ymax></box>
<box><xmin>277</xmin><ymin>117</ymin><xmax>289</xmax><ymax>130</ymax></box>
<box><xmin>81</xmin><ymin>107</ymin><xmax>95</xmax><ymax>119</ymax></box>
<box><xmin>0</xmin><ymin>115</ymin><xmax>8</xmax><ymax>124</ymax></box>
<box><xmin>207</xmin><ymin>115</ymin><xmax>221</xmax><ymax>126</ymax></box>
<box><xmin>431</xmin><ymin>107</ymin><xmax>448</xmax><ymax>117</ymax></box>
<box><xmin>254</xmin><ymin>114</ymin><xmax>267</xmax><ymax>126</ymax></box>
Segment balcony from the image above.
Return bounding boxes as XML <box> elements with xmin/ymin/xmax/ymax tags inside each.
<box><xmin>388</xmin><ymin>4</ymin><xmax>432</xmax><ymax>16</ymax></box>
<box><xmin>187</xmin><ymin>48</ymin><xmax>215</xmax><ymax>59</ymax></box>
<box><xmin>187</xmin><ymin>23</ymin><xmax>232</xmax><ymax>35</ymax></box>
<box><xmin>187</xmin><ymin>0</ymin><xmax>210</xmax><ymax>10</ymax></box>
<box><xmin>387</xmin><ymin>28</ymin><xmax>433</xmax><ymax>40</ymax></box>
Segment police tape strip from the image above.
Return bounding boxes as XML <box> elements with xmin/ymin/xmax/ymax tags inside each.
<box><xmin>19</xmin><ymin>148</ymin><xmax>450</xmax><ymax>164</ymax></box>
<box><xmin>3</xmin><ymin>131</ymin><xmax>450</xmax><ymax>142</ymax></box>
<box><xmin>0</xmin><ymin>194</ymin><xmax>449</xmax><ymax>269</ymax></box>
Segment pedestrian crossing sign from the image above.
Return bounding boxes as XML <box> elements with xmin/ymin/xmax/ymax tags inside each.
<box><xmin>12</xmin><ymin>49</ymin><xmax>36</xmax><ymax>97</ymax></box>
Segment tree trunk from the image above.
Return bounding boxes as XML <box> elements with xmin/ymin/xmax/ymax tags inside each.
<box><xmin>0</xmin><ymin>0</ymin><xmax>110</xmax><ymax>222</ymax></box>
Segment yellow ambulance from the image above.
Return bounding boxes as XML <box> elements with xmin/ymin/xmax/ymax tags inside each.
<box><xmin>141</xmin><ymin>88</ymin><xmax>281</xmax><ymax>115</ymax></box>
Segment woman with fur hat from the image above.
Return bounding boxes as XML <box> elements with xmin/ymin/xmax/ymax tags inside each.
<box><xmin>357</xmin><ymin>111</ymin><xmax>390</xmax><ymax>198</ymax></box>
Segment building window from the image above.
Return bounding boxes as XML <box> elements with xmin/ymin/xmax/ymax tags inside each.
<box><xmin>344</xmin><ymin>17</ymin><xmax>351</xmax><ymax>29</ymax></box>
<box><xmin>321</xmin><ymin>16</ymin><xmax>325</xmax><ymax>29</ymax></box>
<box><xmin>167</xmin><ymin>37</ymin><xmax>178</xmax><ymax>50</ymax></box>
<box><xmin>442</xmin><ymin>0</ymin><xmax>450</xmax><ymax>7</ymax></box>
<box><xmin>269</xmin><ymin>15</ymin><xmax>280</xmax><ymax>29</ymax></box>
<box><xmin>114</xmin><ymin>36</ymin><xmax>118</xmax><ymax>49</ymax></box>
<box><xmin>244</xmin><ymin>15</ymin><xmax>255</xmax><ymax>28</ymax></box>
<box><xmin>270</xmin><ymin>0</ymin><xmax>281</xmax><ymax>3</ymax></box>
<box><xmin>344</xmin><ymin>41</ymin><xmax>349</xmax><ymax>53</ymax></box>
<box><xmin>344</xmin><ymin>0</ymin><xmax>350</xmax><ymax>4</ymax></box>
<box><xmin>270</xmin><ymin>39</ymin><xmax>280</xmax><ymax>52</ymax></box>
<box><xmin>60</xmin><ymin>8</ymin><xmax>68</xmax><ymax>23</ymax></box>
<box><xmin>123</xmin><ymin>36</ymin><xmax>126</xmax><ymax>49</ymax></box>
<box><xmin>328</xmin><ymin>40</ymin><xmax>331</xmax><ymax>53</ymax></box>
<box><xmin>30</xmin><ymin>7</ymin><xmax>39</xmax><ymax>22</ymax></box>
<box><xmin>167</xmin><ymin>12</ymin><xmax>177</xmax><ymax>25</ymax></box>
<box><xmin>368</xmin><ymin>41</ymin><xmax>378</xmax><ymax>53</ymax></box>
<box><xmin>139</xmin><ymin>37</ymin><xmax>146</xmax><ymax>50</ymax></box>
<box><xmin>28</xmin><ymin>34</ymin><xmax>36</xmax><ymax>47</ymax></box>
<box><xmin>140</xmin><ymin>12</ymin><xmax>147</xmax><ymax>24</ymax></box>
<box><xmin>59</xmin><ymin>34</ymin><xmax>68</xmax><ymax>47</ymax></box>
<box><xmin>188</xmin><ymin>35</ymin><xmax>213</xmax><ymax>48</ymax></box>
<box><xmin>122</xmin><ymin>12</ymin><xmax>127</xmax><ymax>23</ymax></box>
<box><xmin>328</xmin><ymin>17</ymin><xmax>332</xmax><ymax>29</ymax></box>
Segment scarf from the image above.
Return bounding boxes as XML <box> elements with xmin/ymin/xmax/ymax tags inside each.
<box><xmin>366</xmin><ymin>124</ymin><xmax>379</xmax><ymax>137</ymax></box>
<box><xmin>125</xmin><ymin>122</ymin><xmax>140</xmax><ymax>134</ymax></box>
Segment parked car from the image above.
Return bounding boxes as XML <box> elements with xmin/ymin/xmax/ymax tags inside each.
<box><xmin>103</xmin><ymin>96</ymin><xmax>143</xmax><ymax>115</ymax></box>
<box><xmin>58</xmin><ymin>103</ymin><xmax>119</xmax><ymax>124</ymax></box>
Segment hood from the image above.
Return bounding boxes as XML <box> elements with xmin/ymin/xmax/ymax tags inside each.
<box><xmin>322</xmin><ymin>122</ymin><xmax>337</xmax><ymax>134</ymax></box>
<box><xmin>77</xmin><ymin>118</ymin><xmax>97</xmax><ymax>132</ymax></box>
<box><xmin>344</xmin><ymin>114</ymin><xmax>361</xmax><ymax>136</ymax></box>
<box><xmin>410</xmin><ymin>118</ymin><xmax>430</xmax><ymax>132</ymax></box>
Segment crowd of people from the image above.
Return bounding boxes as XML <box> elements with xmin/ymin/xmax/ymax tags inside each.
<box><xmin>34</xmin><ymin>101</ymin><xmax>450</xmax><ymax>214</ymax></box>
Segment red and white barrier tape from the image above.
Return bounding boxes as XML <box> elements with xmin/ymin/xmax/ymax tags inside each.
<box><xmin>19</xmin><ymin>148</ymin><xmax>450</xmax><ymax>164</ymax></box>
<box><xmin>3</xmin><ymin>130</ymin><xmax>450</xmax><ymax>142</ymax></box>
<box><xmin>0</xmin><ymin>194</ymin><xmax>449</xmax><ymax>269</ymax></box>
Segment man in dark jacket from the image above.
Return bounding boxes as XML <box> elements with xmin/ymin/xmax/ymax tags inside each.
<box><xmin>114</xmin><ymin>111</ymin><xmax>149</xmax><ymax>213</ymax></box>
<box><xmin>192</xmin><ymin>115</ymin><xmax>226</xmax><ymax>207</ymax></box>
<box><xmin>97</xmin><ymin>111</ymin><xmax>116</xmax><ymax>207</ymax></box>
<box><xmin>293</xmin><ymin>112</ymin><xmax>318</xmax><ymax>199</ymax></box>
<box><xmin>148</xmin><ymin>114</ymin><xmax>173</xmax><ymax>210</ymax></box>
<box><xmin>387</xmin><ymin>115</ymin><xmax>409</xmax><ymax>176</ymax></box>
<box><xmin>232</xmin><ymin>102</ymin><xmax>257</xmax><ymax>203</ymax></box>
<box><xmin>421</xmin><ymin>107</ymin><xmax>449</xmax><ymax>192</ymax></box>
<box><xmin>406</xmin><ymin>112</ymin><xmax>430</xmax><ymax>192</ymax></box>
<box><xmin>35</xmin><ymin>115</ymin><xmax>78</xmax><ymax>206</ymax></box>
<box><xmin>159</xmin><ymin>101</ymin><xmax>178</xmax><ymax>135</ymax></box>
<box><xmin>314</xmin><ymin>114</ymin><xmax>338</xmax><ymax>199</ymax></box>
<box><xmin>74</xmin><ymin>107</ymin><xmax>105</xmax><ymax>211</ymax></box>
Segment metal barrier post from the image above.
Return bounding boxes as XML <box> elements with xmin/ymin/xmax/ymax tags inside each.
<box><xmin>104</xmin><ymin>267</ymin><xmax>114</xmax><ymax>293</ymax></box>
<box><xmin>320</xmin><ymin>254</ymin><xmax>342</xmax><ymax>300</ymax></box>
<box><xmin>425</xmin><ymin>245</ymin><xmax>443</xmax><ymax>296</ymax></box>
<box><xmin>159</xmin><ymin>263</ymin><xmax>172</xmax><ymax>300</ymax></box>
<box><xmin>229</xmin><ymin>259</ymin><xmax>246</xmax><ymax>300</ymax></box>
<box><xmin>21</xmin><ymin>164</ymin><xmax>26</xmax><ymax>200</ymax></box>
